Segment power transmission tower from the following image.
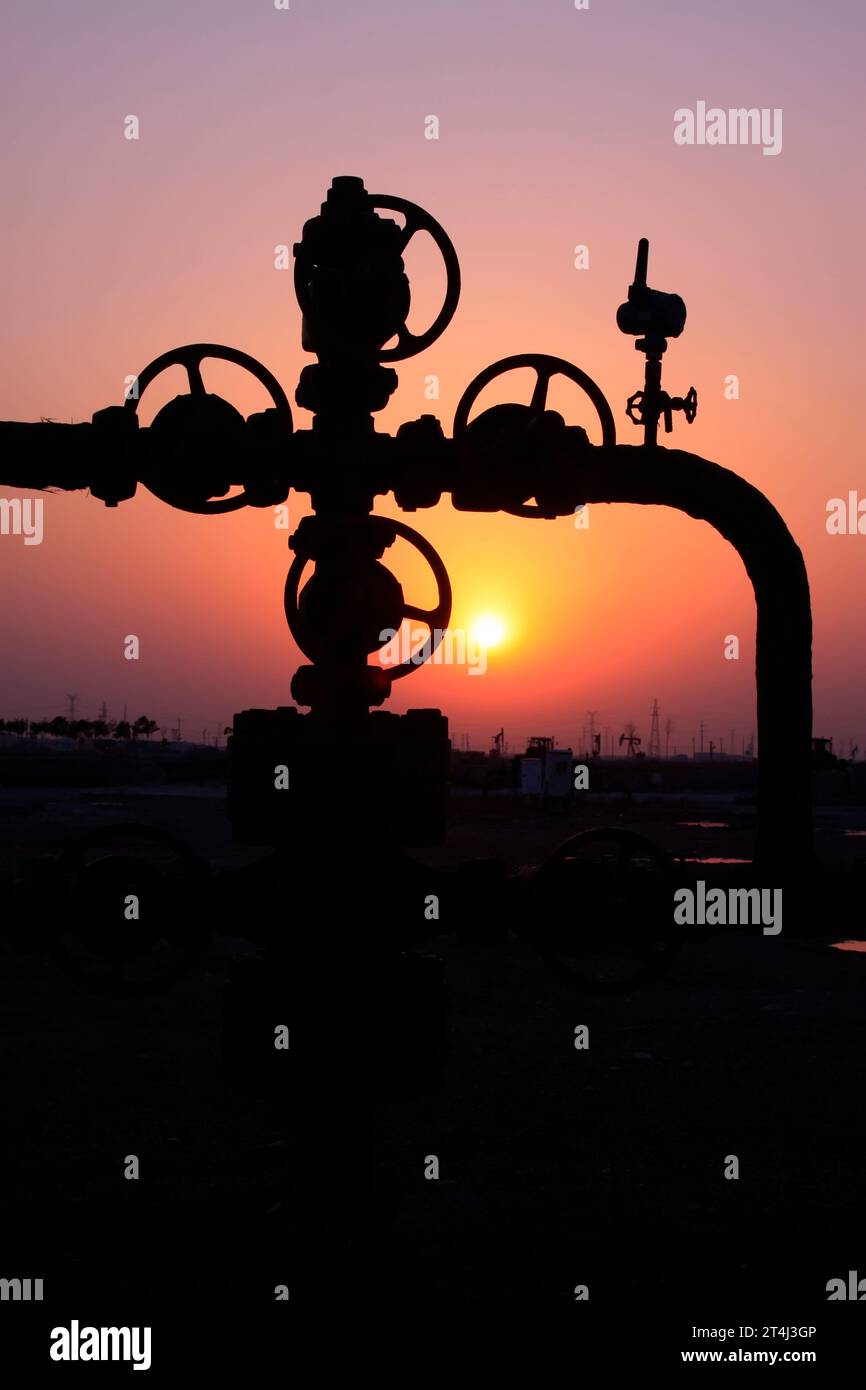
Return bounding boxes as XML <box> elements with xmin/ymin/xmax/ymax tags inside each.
<box><xmin>664</xmin><ymin>717</ymin><xmax>673</xmax><ymax>759</ymax></box>
<box><xmin>586</xmin><ymin>711</ymin><xmax>598</xmax><ymax>757</ymax></box>
<box><xmin>66</xmin><ymin>693</ymin><xmax>78</xmax><ymax>721</ymax></box>
<box><xmin>699</xmin><ymin>719</ymin><xmax>705</xmax><ymax>754</ymax></box>
<box><xmin>648</xmin><ymin>698</ymin><xmax>661</xmax><ymax>759</ymax></box>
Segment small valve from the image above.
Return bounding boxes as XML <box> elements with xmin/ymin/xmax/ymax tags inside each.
<box><xmin>661</xmin><ymin>386</ymin><xmax>698</xmax><ymax>433</ymax></box>
<box><xmin>625</xmin><ymin>390</ymin><xmax>646</xmax><ymax>427</ymax></box>
<box><xmin>627</xmin><ymin>385</ymin><xmax>698</xmax><ymax>434</ymax></box>
<box><xmin>618</xmin><ymin>239</ymin><xmax>695</xmax><ymax>447</ymax></box>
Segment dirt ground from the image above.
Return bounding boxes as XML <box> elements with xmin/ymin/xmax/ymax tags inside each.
<box><xmin>1</xmin><ymin>783</ymin><xmax>865</xmax><ymax>1365</ymax></box>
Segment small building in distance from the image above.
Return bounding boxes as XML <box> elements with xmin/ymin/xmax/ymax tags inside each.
<box><xmin>518</xmin><ymin>737</ymin><xmax>574</xmax><ymax>798</ymax></box>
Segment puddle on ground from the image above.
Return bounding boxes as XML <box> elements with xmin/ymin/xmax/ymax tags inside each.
<box><xmin>683</xmin><ymin>856</ymin><xmax>751</xmax><ymax>865</ymax></box>
<box><xmin>843</xmin><ymin>830</ymin><xmax>866</xmax><ymax>838</ymax></box>
<box><xmin>831</xmin><ymin>941</ymin><xmax>866</xmax><ymax>953</ymax></box>
<box><xmin>678</xmin><ymin>821</ymin><xmax>730</xmax><ymax>829</ymax></box>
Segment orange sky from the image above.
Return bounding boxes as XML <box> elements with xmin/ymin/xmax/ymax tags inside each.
<box><xmin>1</xmin><ymin>0</ymin><xmax>863</xmax><ymax>753</ymax></box>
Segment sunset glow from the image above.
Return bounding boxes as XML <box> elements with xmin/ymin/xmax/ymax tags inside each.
<box><xmin>471</xmin><ymin>615</ymin><xmax>507</xmax><ymax>650</ymax></box>
<box><xmin>0</xmin><ymin>1</ymin><xmax>863</xmax><ymax>755</ymax></box>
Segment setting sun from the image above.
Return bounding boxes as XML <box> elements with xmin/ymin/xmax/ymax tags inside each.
<box><xmin>471</xmin><ymin>614</ymin><xmax>507</xmax><ymax>649</ymax></box>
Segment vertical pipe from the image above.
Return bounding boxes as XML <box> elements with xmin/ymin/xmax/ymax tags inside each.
<box><xmin>577</xmin><ymin>446</ymin><xmax>813</xmax><ymax>868</ymax></box>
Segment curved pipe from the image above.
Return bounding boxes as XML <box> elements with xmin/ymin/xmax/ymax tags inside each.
<box><xmin>0</xmin><ymin>425</ymin><xmax>813</xmax><ymax>865</ymax></box>
<box><xmin>577</xmin><ymin>445</ymin><xmax>812</xmax><ymax>868</ymax></box>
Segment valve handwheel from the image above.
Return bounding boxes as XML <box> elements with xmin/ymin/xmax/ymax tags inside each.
<box><xmin>368</xmin><ymin>194</ymin><xmax>461</xmax><ymax>361</ymax></box>
<box><xmin>532</xmin><ymin>827</ymin><xmax>681</xmax><ymax>992</ymax></box>
<box><xmin>284</xmin><ymin>514</ymin><xmax>452</xmax><ymax>681</ymax></box>
<box><xmin>453</xmin><ymin>353</ymin><xmax>616</xmax><ymax>518</ymax></box>
<box><xmin>391</xmin><ymin>521</ymin><xmax>453</xmax><ymax>676</ymax></box>
<box><xmin>625</xmin><ymin>389</ymin><xmax>646</xmax><ymax>426</ymax></box>
<box><xmin>125</xmin><ymin>342</ymin><xmax>292</xmax><ymax>514</ymax></box>
<box><xmin>52</xmin><ymin>824</ymin><xmax>213</xmax><ymax>996</ymax></box>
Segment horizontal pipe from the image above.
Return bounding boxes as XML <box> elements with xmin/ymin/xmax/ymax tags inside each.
<box><xmin>0</xmin><ymin>429</ymin><xmax>813</xmax><ymax>864</ymax></box>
